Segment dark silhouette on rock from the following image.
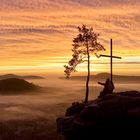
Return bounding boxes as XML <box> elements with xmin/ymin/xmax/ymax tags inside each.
<box><xmin>0</xmin><ymin>78</ymin><xmax>39</xmax><ymax>92</ymax></box>
<box><xmin>98</xmin><ymin>78</ymin><xmax>115</xmax><ymax>98</ymax></box>
<box><xmin>57</xmin><ymin>91</ymin><xmax>140</xmax><ymax>139</ymax></box>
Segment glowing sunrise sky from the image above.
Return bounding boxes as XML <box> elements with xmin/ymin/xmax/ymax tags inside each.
<box><xmin>0</xmin><ymin>0</ymin><xmax>139</xmax><ymax>75</ymax></box>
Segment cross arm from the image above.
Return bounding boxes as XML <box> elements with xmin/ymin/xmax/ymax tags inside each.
<box><xmin>99</xmin><ymin>54</ymin><xmax>122</xmax><ymax>59</ymax></box>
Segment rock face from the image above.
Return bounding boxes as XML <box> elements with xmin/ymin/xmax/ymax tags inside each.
<box><xmin>0</xmin><ymin>78</ymin><xmax>39</xmax><ymax>92</ymax></box>
<box><xmin>57</xmin><ymin>91</ymin><xmax>140</xmax><ymax>139</ymax></box>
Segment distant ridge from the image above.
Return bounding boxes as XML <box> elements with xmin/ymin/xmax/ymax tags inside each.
<box><xmin>0</xmin><ymin>78</ymin><xmax>39</xmax><ymax>92</ymax></box>
<box><xmin>60</xmin><ymin>73</ymin><xmax>140</xmax><ymax>83</ymax></box>
<box><xmin>0</xmin><ymin>74</ymin><xmax>44</xmax><ymax>80</ymax></box>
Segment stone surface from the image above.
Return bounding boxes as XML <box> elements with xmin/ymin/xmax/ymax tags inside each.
<box><xmin>57</xmin><ymin>91</ymin><xmax>140</xmax><ymax>139</ymax></box>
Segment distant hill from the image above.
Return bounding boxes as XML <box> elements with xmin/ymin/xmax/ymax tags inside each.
<box><xmin>0</xmin><ymin>74</ymin><xmax>44</xmax><ymax>80</ymax></box>
<box><xmin>0</xmin><ymin>78</ymin><xmax>39</xmax><ymax>92</ymax></box>
<box><xmin>60</xmin><ymin>73</ymin><xmax>140</xmax><ymax>83</ymax></box>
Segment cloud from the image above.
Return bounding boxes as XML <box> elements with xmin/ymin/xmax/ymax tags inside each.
<box><xmin>0</xmin><ymin>27</ymin><xmax>63</xmax><ymax>35</ymax></box>
<box><xmin>0</xmin><ymin>0</ymin><xmax>139</xmax><ymax>10</ymax></box>
<box><xmin>0</xmin><ymin>0</ymin><xmax>73</xmax><ymax>10</ymax></box>
<box><xmin>0</xmin><ymin>0</ymin><xmax>139</xmax><ymax>71</ymax></box>
<box><xmin>98</xmin><ymin>13</ymin><xmax>140</xmax><ymax>30</ymax></box>
<box><xmin>68</xmin><ymin>0</ymin><xmax>140</xmax><ymax>7</ymax></box>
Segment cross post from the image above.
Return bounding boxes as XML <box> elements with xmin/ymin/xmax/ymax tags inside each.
<box><xmin>99</xmin><ymin>39</ymin><xmax>122</xmax><ymax>83</ymax></box>
<box><xmin>111</xmin><ymin>39</ymin><xmax>113</xmax><ymax>82</ymax></box>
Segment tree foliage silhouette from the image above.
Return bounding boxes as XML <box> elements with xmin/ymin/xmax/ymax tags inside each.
<box><xmin>64</xmin><ymin>25</ymin><xmax>105</xmax><ymax>103</ymax></box>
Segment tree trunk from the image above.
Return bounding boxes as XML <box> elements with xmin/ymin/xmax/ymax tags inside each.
<box><xmin>85</xmin><ymin>45</ymin><xmax>90</xmax><ymax>103</ymax></box>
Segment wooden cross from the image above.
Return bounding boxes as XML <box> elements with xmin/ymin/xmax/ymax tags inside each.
<box><xmin>99</xmin><ymin>39</ymin><xmax>122</xmax><ymax>82</ymax></box>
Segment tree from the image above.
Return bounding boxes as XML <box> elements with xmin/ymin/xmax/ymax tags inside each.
<box><xmin>64</xmin><ymin>25</ymin><xmax>105</xmax><ymax>103</ymax></box>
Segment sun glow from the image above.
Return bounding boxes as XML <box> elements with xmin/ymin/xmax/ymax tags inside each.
<box><xmin>0</xmin><ymin>0</ymin><xmax>139</xmax><ymax>75</ymax></box>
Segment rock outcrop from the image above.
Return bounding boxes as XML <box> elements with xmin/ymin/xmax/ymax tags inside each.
<box><xmin>57</xmin><ymin>91</ymin><xmax>140</xmax><ymax>139</ymax></box>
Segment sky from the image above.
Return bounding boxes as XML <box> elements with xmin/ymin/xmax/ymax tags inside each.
<box><xmin>0</xmin><ymin>0</ymin><xmax>139</xmax><ymax>75</ymax></box>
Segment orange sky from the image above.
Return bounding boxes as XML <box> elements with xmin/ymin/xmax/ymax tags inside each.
<box><xmin>0</xmin><ymin>0</ymin><xmax>139</xmax><ymax>75</ymax></box>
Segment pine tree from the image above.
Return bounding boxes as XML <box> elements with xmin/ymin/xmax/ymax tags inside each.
<box><xmin>64</xmin><ymin>25</ymin><xmax>105</xmax><ymax>103</ymax></box>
